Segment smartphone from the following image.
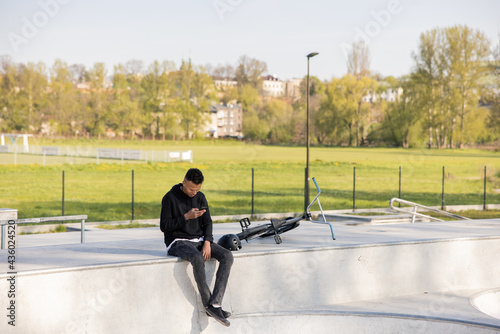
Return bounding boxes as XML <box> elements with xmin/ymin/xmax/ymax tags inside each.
<box><xmin>200</xmin><ymin>206</ymin><xmax>208</xmax><ymax>210</ymax></box>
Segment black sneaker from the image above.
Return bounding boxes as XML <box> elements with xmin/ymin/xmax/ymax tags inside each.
<box><xmin>205</xmin><ymin>305</ymin><xmax>230</xmax><ymax>327</ymax></box>
<box><xmin>206</xmin><ymin>309</ymin><xmax>231</xmax><ymax>318</ymax></box>
<box><xmin>222</xmin><ymin>309</ymin><xmax>231</xmax><ymax>318</ymax></box>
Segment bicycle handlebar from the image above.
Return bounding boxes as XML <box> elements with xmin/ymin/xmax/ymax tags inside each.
<box><xmin>307</xmin><ymin>177</ymin><xmax>335</xmax><ymax>240</ymax></box>
<box><xmin>313</xmin><ymin>177</ymin><xmax>321</xmax><ymax>193</ymax></box>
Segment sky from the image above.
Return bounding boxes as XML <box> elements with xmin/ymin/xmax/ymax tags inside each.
<box><xmin>0</xmin><ymin>0</ymin><xmax>499</xmax><ymax>81</ymax></box>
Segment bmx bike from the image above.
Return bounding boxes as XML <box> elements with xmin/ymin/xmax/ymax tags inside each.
<box><xmin>218</xmin><ymin>177</ymin><xmax>335</xmax><ymax>249</ymax></box>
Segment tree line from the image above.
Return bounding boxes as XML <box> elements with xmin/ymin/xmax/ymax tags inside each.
<box><xmin>318</xmin><ymin>25</ymin><xmax>499</xmax><ymax>148</ymax></box>
<box><xmin>0</xmin><ymin>25</ymin><xmax>499</xmax><ymax>148</ymax></box>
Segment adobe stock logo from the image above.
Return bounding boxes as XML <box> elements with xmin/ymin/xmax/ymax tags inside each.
<box><xmin>7</xmin><ymin>0</ymin><xmax>73</xmax><ymax>53</ymax></box>
<box><xmin>339</xmin><ymin>0</ymin><xmax>405</xmax><ymax>59</ymax></box>
<box><xmin>213</xmin><ymin>0</ymin><xmax>244</xmax><ymax>21</ymax></box>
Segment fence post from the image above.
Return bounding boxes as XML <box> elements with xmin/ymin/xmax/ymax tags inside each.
<box><xmin>62</xmin><ymin>170</ymin><xmax>65</xmax><ymax>216</ymax></box>
<box><xmin>251</xmin><ymin>168</ymin><xmax>254</xmax><ymax>216</ymax></box>
<box><xmin>441</xmin><ymin>166</ymin><xmax>445</xmax><ymax>210</ymax></box>
<box><xmin>353</xmin><ymin>166</ymin><xmax>356</xmax><ymax>212</ymax></box>
<box><xmin>132</xmin><ymin>170</ymin><xmax>135</xmax><ymax>220</ymax></box>
<box><xmin>81</xmin><ymin>218</ymin><xmax>86</xmax><ymax>243</ymax></box>
<box><xmin>398</xmin><ymin>166</ymin><xmax>402</xmax><ymax>208</ymax></box>
<box><xmin>484</xmin><ymin>166</ymin><xmax>487</xmax><ymax>210</ymax></box>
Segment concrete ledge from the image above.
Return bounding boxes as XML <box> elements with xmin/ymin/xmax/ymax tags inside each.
<box><xmin>1</xmin><ymin>220</ymin><xmax>500</xmax><ymax>333</ymax></box>
<box><xmin>1</xmin><ymin>232</ymin><xmax>499</xmax><ymax>333</ymax></box>
<box><xmin>11</xmin><ymin>202</ymin><xmax>500</xmax><ymax>234</ymax></box>
<box><xmin>0</xmin><ymin>208</ymin><xmax>17</xmax><ymax>220</ymax></box>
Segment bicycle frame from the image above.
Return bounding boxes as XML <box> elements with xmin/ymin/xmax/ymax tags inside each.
<box><xmin>235</xmin><ymin>177</ymin><xmax>335</xmax><ymax>245</ymax></box>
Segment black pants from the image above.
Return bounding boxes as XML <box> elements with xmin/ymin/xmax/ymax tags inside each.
<box><xmin>168</xmin><ymin>240</ymin><xmax>233</xmax><ymax>307</ymax></box>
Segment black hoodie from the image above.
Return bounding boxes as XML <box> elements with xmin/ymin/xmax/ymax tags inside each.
<box><xmin>160</xmin><ymin>183</ymin><xmax>213</xmax><ymax>247</ymax></box>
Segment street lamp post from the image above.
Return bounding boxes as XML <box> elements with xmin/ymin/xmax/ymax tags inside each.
<box><xmin>305</xmin><ymin>52</ymin><xmax>319</xmax><ymax>212</ymax></box>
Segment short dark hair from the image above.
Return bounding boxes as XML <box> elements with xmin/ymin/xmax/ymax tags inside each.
<box><xmin>185</xmin><ymin>168</ymin><xmax>204</xmax><ymax>185</ymax></box>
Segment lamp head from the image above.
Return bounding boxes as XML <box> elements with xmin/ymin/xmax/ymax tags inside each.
<box><xmin>307</xmin><ymin>52</ymin><xmax>319</xmax><ymax>58</ymax></box>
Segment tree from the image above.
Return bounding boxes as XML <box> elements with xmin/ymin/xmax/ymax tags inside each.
<box><xmin>209</xmin><ymin>63</ymin><xmax>235</xmax><ymax>80</ymax></box>
<box><xmin>242</xmin><ymin>109</ymin><xmax>269</xmax><ymax>141</ymax></box>
<box><xmin>234</xmin><ymin>55</ymin><xmax>267</xmax><ymax>88</ymax></box>
<box><xmin>169</xmin><ymin>61</ymin><xmax>216</xmax><ymax>139</ymax></box>
<box><xmin>347</xmin><ymin>75</ymin><xmax>377</xmax><ymax>146</ymax></box>
<box><xmin>191</xmin><ymin>65</ymin><xmax>217</xmax><ymax>137</ymax></box>
<box><xmin>264</xmin><ymin>99</ymin><xmax>294</xmax><ymax>144</ymax></box>
<box><xmin>85</xmin><ymin>62</ymin><xmax>109</xmax><ymax>136</ymax></box>
<box><xmin>444</xmin><ymin>25</ymin><xmax>490</xmax><ymax>148</ymax></box>
<box><xmin>49</xmin><ymin>59</ymin><xmax>83</xmax><ymax>136</ymax></box>
<box><xmin>125</xmin><ymin>59</ymin><xmax>144</xmax><ymax>77</ymax></box>
<box><xmin>412</xmin><ymin>25</ymin><xmax>491</xmax><ymax>148</ymax></box>
<box><xmin>238</xmin><ymin>83</ymin><xmax>260</xmax><ymax>111</ymax></box>
<box><xmin>210</xmin><ymin>62</ymin><xmax>237</xmax><ymax>104</ymax></box>
<box><xmin>412</xmin><ymin>28</ymin><xmax>447</xmax><ymax>148</ymax></box>
<box><xmin>109</xmin><ymin>64</ymin><xmax>142</xmax><ymax>139</ymax></box>
<box><xmin>316</xmin><ymin>74</ymin><xmax>376</xmax><ymax>146</ymax></box>
<box><xmin>487</xmin><ymin>35</ymin><xmax>500</xmax><ymax>138</ymax></box>
<box><xmin>19</xmin><ymin>62</ymin><xmax>48</xmax><ymax>133</ymax></box>
<box><xmin>347</xmin><ymin>40</ymin><xmax>371</xmax><ymax>79</ymax></box>
<box><xmin>69</xmin><ymin>64</ymin><xmax>88</xmax><ymax>84</ymax></box>
<box><xmin>376</xmin><ymin>76</ymin><xmax>424</xmax><ymax>147</ymax></box>
<box><xmin>140</xmin><ymin>60</ymin><xmax>176</xmax><ymax>138</ymax></box>
<box><xmin>0</xmin><ymin>56</ymin><xmax>24</xmax><ymax>132</ymax></box>
<box><xmin>299</xmin><ymin>75</ymin><xmax>325</xmax><ymax>100</ymax></box>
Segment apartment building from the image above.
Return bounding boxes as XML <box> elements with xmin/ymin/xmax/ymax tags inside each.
<box><xmin>262</xmin><ymin>75</ymin><xmax>286</xmax><ymax>97</ymax></box>
<box><xmin>206</xmin><ymin>103</ymin><xmax>243</xmax><ymax>138</ymax></box>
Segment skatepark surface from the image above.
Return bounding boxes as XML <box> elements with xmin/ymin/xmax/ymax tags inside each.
<box><xmin>1</xmin><ymin>216</ymin><xmax>500</xmax><ymax>333</ymax></box>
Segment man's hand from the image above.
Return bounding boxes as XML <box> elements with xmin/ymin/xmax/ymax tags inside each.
<box><xmin>184</xmin><ymin>208</ymin><xmax>206</xmax><ymax>221</ymax></box>
<box><xmin>202</xmin><ymin>241</ymin><xmax>211</xmax><ymax>261</ymax></box>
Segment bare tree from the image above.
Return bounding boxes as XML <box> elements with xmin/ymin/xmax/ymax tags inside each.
<box><xmin>125</xmin><ymin>59</ymin><xmax>144</xmax><ymax>77</ymax></box>
<box><xmin>210</xmin><ymin>63</ymin><xmax>235</xmax><ymax>80</ymax></box>
<box><xmin>69</xmin><ymin>64</ymin><xmax>87</xmax><ymax>84</ymax></box>
<box><xmin>347</xmin><ymin>40</ymin><xmax>371</xmax><ymax>79</ymax></box>
<box><xmin>235</xmin><ymin>55</ymin><xmax>267</xmax><ymax>88</ymax></box>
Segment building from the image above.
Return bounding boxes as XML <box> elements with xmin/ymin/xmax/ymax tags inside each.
<box><xmin>212</xmin><ymin>75</ymin><xmax>303</xmax><ymax>101</ymax></box>
<box><xmin>285</xmin><ymin>78</ymin><xmax>302</xmax><ymax>100</ymax></box>
<box><xmin>206</xmin><ymin>104</ymin><xmax>243</xmax><ymax>138</ymax></box>
<box><xmin>262</xmin><ymin>75</ymin><xmax>286</xmax><ymax>97</ymax></box>
<box><xmin>213</xmin><ymin>79</ymin><xmax>238</xmax><ymax>90</ymax></box>
<box><xmin>362</xmin><ymin>87</ymin><xmax>404</xmax><ymax>103</ymax></box>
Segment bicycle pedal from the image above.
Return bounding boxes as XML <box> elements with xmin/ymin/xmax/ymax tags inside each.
<box><xmin>274</xmin><ymin>234</ymin><xmax>282</xmax><ymax>244</ymax></box>
<box><xmin>239</xmin><ymin>217</ymin><xmax>251</xmax><ymax>230</ymax></box>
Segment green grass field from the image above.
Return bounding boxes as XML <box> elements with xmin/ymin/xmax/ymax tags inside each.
<box><xmin>1</xmin><ymin>139</ymin><xmax>499</xmax><ymax>222</ymax></box>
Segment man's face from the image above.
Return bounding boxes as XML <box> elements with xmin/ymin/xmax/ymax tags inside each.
<box><xmin>182</xmin><ymin>180</ymin><xmax>202</xmax><ymax>198</ymax></box>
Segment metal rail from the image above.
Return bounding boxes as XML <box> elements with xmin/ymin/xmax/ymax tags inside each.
<box><xmin>308</xmin><ymin>177</ymin><xmax>335</xmax><ymax>240</ymax></box>
<box><xmin>389</xmin><ymin>198</ymin><xmax>470</xmax><ymax>223</ymax></box>
<box><xmin>0</xmin><ymin>215</ymin><xmax>88</xmax><ymax>249</ymax></box>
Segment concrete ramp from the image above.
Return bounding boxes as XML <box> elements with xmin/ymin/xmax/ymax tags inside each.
<box><xmin>1</xmin><ymin>219</ymin><xmax>500</xmax><ymax>333</ymax></box>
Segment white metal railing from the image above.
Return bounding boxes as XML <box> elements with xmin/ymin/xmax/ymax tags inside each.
<box><xmin>0</xmin><ymin>215</ymin><xmax>88</xmax><ymax>249</ymax></box>
<box><xmin>389</xmin><ymin>198</ymin><xmax>470</xmax><ymax>223</ymax></box>
<box><xmin>0</xmin><ymin>144</ymin><xmax>193</xmax><ymax>164</ymax></box>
